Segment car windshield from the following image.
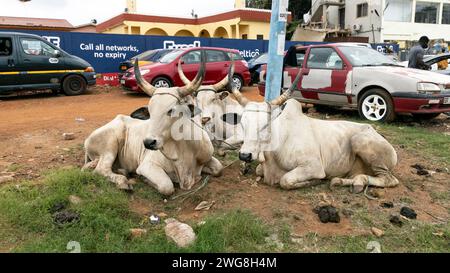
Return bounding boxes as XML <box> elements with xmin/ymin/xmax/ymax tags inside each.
<box><xmin>255</xmin><ymin>53</ymin><xmax>268</xmax><ymax>63</ymax></box>
<box><xmin>338</xmin><ymin>46</ymin><xmax>398</xmax><ymax>67</ymax></box>
<box><xmin>132</xmin><ymin>50</ymin><xmax>158</xmax><ymax>61</ymax></box>
<box><xmin>159</xmin><ymin>50</ymin><xmax>184</xmax><ymax>63</ymax></box>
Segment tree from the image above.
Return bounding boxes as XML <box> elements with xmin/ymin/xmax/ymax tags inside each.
<box><xmin>246</xmin><ymin>0</ymin><xmax>312</xmax><ymax>39</ymax></box>
<box><xmin>246</xmin><ymin>0</ymin><xmax>311</xmax><ymax>21</ymax></box>
<box><xmin>246</xmin><ymin>0</ymin><xmax>271</xmax><ymax>10</ymax></box>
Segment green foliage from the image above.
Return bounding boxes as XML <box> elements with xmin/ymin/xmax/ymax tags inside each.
<box><xmin>0</xmin><ymin>170</ymin><xmax>269</xmax><ymax>253</ymax></box>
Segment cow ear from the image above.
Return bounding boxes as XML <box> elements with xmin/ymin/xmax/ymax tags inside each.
<box><xmin>218</xmin><ymin>91</ymin><xmax>230</xmax><ymax>100</ymax></box>
<box><xmin>221</xmin><ymin>113</ymin><xmax>241</xmax><ymax>125</ymax></box>
<box><xmin>187</xmin><ymin>104</ymin><xmax>202</xmax><ymax>118</ymax></box>
<box><xmin>130</xmin><ymin>106</ymin><xmax>150</xmax><ymax>120</ymax></box>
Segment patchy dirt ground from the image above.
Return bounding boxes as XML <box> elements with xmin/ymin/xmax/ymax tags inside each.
<box><xmin>1</xmin><ymin>86</ymin><xmax>449</xmax><ymax>241</ymax></box>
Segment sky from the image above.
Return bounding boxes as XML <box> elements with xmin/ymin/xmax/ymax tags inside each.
<box><xmin>1</xmin><ymin>0</ymin><xmax>235</xmax><ymax>26</ymax></box>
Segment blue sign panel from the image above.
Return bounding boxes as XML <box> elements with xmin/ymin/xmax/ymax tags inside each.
<box><xmin>2</xmin><ymin>29</ymin><xmax>400</xmax><ymax>74</ymax></box>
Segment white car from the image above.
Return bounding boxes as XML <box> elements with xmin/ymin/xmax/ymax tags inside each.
<box><xmin>259</xmin><ymin>44</ymin><xmax>450</xmax><ymax>121</ymax></box>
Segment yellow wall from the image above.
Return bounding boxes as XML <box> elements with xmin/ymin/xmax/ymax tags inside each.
<box><xmin>240</xmin><ymin>21</ymin><xmax>270</xmax><ymax>40</ymax></box>
<box><xmin>101</xmin><ymin>18</ymin><xmax>270</xmax><ymax>40</ymax></box>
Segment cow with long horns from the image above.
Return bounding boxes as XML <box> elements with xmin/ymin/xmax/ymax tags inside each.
<box><xmin>226</xmin><ymin>71</ymin><xmax>399</xmax><ymax>192</ymax></box>
<box><xmin>83</xmin><ymin>51</ymin><xmax>223</xmax><ymax>195</ymax></box>
<box><xmin>177</xmin><ymin>59</ymin><xmax>244</xmax><ymax>153</ymax></box>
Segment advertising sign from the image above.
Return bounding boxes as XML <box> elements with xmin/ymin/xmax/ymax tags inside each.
<box><xmin>4</xmin><ymin>29</ymin><xmax>399</xmax><ymax>86</ymax></box>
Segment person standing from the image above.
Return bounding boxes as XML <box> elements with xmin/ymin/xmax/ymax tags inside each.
<box><xmin>408</xmin><ymin>36</ymin><xmax>430</xmax><ymax>70</ymax></box>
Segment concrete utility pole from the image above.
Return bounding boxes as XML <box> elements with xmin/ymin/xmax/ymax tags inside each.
<box><xmin>265</xmin><ymin>0</ymin><xmax>289</xmax><ymax>102</ymax></box>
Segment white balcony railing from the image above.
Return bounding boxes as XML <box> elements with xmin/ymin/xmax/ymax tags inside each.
<box><xmin>311</xmin><ymin>0</ymin><xmax>345</xmax><ymax>20</ymax></box>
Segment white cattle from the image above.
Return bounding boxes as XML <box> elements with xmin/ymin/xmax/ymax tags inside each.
<box><xmin>177</xmin><ymin>60</ymin><xmax>244</xmax><ymax>152</ymax></box>
<box><xmin>83</xmin><ymin>52</ymin><xmax>223</xmax><ymax>195</ymax></box>
<box><xmin>228</xmin><ymin>72</ymin><xmax>399</xmax><ymax>192</ymax></box>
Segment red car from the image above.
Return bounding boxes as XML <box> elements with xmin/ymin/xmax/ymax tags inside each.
<box><xmin>259</xmin><ymin>43</ymin><xmax>450</xmax><ymax>122</ymax></box>
<box><xmin>121</xmin><ymin>47</ymin><xmax>251</xmax><ymax>92</ymax></box>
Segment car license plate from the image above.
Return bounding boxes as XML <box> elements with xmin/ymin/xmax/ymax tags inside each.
<box><xmin>444</xmin><ymin>97</ymin><xmax>450</xmax><ymax>104</ymax></box>
<box><xmin>120</xmin><ymin>79</ymin><xmax>125</xmax><ymax>85</ymax></box>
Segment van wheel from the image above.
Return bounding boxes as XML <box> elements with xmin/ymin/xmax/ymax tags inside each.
<box><xmin>152</xmin><ymin>77</ymin><xmax>172</xmax><ymax>88</ymax></box>
<box><xmin>63</xmin><ymin>75</ymin><xmax>87</xmax><ymax>96</ymax></box>
<box><xmin>358</xmin><ymin>89</ymin><xmax>396</xmax><ymax>122</ymax></box>
<box><xmin>232</xmin><ymin>75</ymin><xmax>243</xmax><ymax>91</ymax></box>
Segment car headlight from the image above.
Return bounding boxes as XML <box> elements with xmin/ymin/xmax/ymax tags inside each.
<box><xmin>417</xmin><ymin>82</ymin><xmax>441</xmax><ymax>93</ymax></box>
<box><xmin>139</xmin><ymin>69</ymin><xmax>150</xmax><ymax>75</ymax></box>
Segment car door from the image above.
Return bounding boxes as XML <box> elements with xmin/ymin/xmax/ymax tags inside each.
<box><xmin>205</xmin><ymin>49</ymin><xmax>229</xmax><ymax>85</ymax></box>
<box><xmin>0</xmin><ymin>35</ymin><xmax>19</xmax><ymax>90</ymax></box>
<box><xmin>16</xmin><ymin>36</ymin><xmax>66</xmax><ymax>86</ymax></box>
<box><xmin>281</xmin><ymin>48</ymin><xmax>306</xmax><ymax>100</ymax></box>
<box><xmin>300</xmin><ymin>47</ymin><xmax>350</xmax><ymax>105</ymax></box>
<box><xmin>179</xmin><ymin>49</ymin><xmax>202</xmax><ymax>84</ymax></box>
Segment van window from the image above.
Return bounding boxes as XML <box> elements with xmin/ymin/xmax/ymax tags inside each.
<box><xmin>206</xmin><ymin>50</ymin><xmax>227</xmax><ymax>62</ymax></box>
<box><xmin>307</xmin><ymin>47</ymin><xmax>343</xmax><ymax>69</ymax></box>
<box><xmin>181</xmin><ymin>50</ymin><xmax>201</xmax><ymax>64</ymax></box>
<box><xmin>296</xmin><ymin>50</ymin><xmax>306</xmax><ymax>68</ymax></box>
<box><xmin>0</xmin><ymin>37</ymin><xmax>12</xmax><ymax>56</ymax></box>
<box><xmin>228</xmin><ymin>52</ymin><xmax>243</xmax><ymax>61</ymax></box>
<box><xmin>20</xmin><ymin>38</ymin><xmax>55</xmax><ymax>57</ymax></box>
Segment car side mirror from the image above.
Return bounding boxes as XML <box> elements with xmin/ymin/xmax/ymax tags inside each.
<box><xmin>53</xmin><ymin>50</ymin><xmax>61</xmax><ymax>58</ymax></box>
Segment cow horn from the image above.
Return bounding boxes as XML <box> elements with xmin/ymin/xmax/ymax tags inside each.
<box><xmin>134</xmin><ymin>58</ymin><xmax>157</xmax><ymax>96</ymax></box>
<box><xmin>270</xmin><ymin>69</ymin><xmax>302</xmax><ymax>105</ymax></box>
<box><xmin>177</xmin><ymin>57</ymin><xmax>191</xmax><ymax>86</ymax></box>
<box><xmin>178</xmin><ymin>50</ymin><xmax>206</xmax><ymax>97</ymax></box>
<box><xmin>212</xmin><ymin>60</ymin><xmax>234</xmax><ymax>91</ymax></box>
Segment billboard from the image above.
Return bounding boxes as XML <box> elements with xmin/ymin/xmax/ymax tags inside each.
<box><xmin>3</xmin><ymin>29</ymin><xmax>399</xmax><ymax>85</ymax></box>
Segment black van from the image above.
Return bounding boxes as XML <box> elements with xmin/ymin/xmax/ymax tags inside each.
<box><xmin>0</xmin><ymin>32</ymin><xmax>96</xmax><ymax>96</ymax></box>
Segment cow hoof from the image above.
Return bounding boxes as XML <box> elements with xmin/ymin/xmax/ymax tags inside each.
<box><xmin>329</xmin><ymin>178</ymin><xmax>342</xmax><ymax>189</ymax></box>
<box><xmin>256</xmin><ymin>164</ymin><xmax>264</xmax><ymax>177</ymax></box>
<box><xmin>352</xmin><ymin>184</ymin><xmax>364</xmax><ymax>194</ymax></box>
<box><xmin>117</xmin><ymin>182</ymin><xmax>133</xmax><ymax>192</ymax></box>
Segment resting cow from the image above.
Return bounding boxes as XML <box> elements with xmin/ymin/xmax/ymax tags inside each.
<box><xmin>178</xmin><ymin>59</ymin><xmax>244</xmax><ymax>153</ymax></box>
<box><xmin>83</xmin><ymin>51</ymin><xmax>223</xmax><ymax>195</ymax></box>
<box><xmin>227</xmin><ymin>72</ymin><xmax>399</xmax><ymax>192</ymax></box>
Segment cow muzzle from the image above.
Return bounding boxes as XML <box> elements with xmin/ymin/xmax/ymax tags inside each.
<box><xmin>239</xmin><ymin>152</ymin><xmax>253</xmax><ymax>163</ymax></box>
<box><xmin>143</xmin><ymin>139</ymin><xmax>158</xmax><ymax>150</ymax></box>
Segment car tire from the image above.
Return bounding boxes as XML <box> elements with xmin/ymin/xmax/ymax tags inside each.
<box><xmin>358</xmin><ymin>89</ymin><xmax>396</xmax><ymax>122</ymax></box>
<box><xmin>151</xmin><ymin>77</ymin><xmax>172</xmax><ymax>88</ymax></box>
<box><xmin>62</xmin><ymin>75</ymin><xmax>87</xmax><ymax>96</ymax></box>
<box><xmin>232</xmin><ymin>75</ymin><xmax>244</xmax><ymax>91</ymax></box>
<box><xmin>412</xmin><ymin>113</ymin><xmax>441</xmax><ymax>120</ymax></box>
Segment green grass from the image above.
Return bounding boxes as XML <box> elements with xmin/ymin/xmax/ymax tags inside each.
<box><xmin>377</xmin><ymin>123</ymin><xmax>450</xmax><ymax>166</ymax></box>
<box><xmin>320</xmin><ymin>113</ymin><xmax>450</xmax><ymax>166</ymax></box>
<box><xmin>0</xmin><ymin>169</ymin><xmax>270</xmax><ymax>253</ymax></box>
<box><xmin>0</xmin><ymin>168</ymin><xmax>448</xmax><ymax>253</ymax></box>
<box><xmin>7</xmin><ymin>163</ymin><xmax>23</xmax><ymax>172</ymax></box>
<box><xmin>304</xmin><ymin>222</ymin><xmax>450</xmax><ymax>253</ymax></box>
